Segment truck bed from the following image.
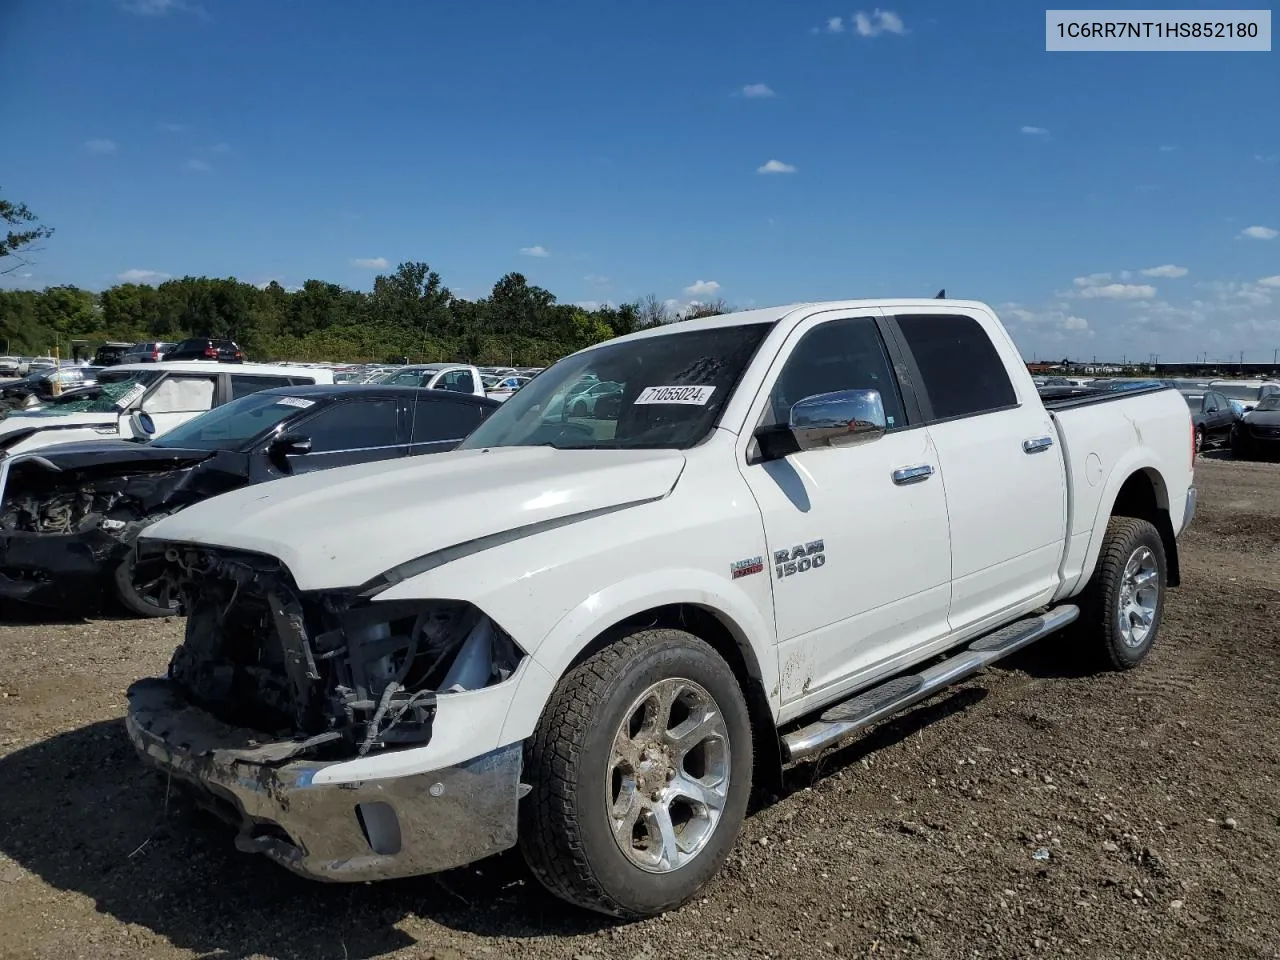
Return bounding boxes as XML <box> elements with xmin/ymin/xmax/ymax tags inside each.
<box><xmin>1038</xmin><ymin>382</ymin><xmax>1172</xmax><ymax>410</ymax></box>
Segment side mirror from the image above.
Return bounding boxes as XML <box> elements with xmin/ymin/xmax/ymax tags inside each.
<box><xmin>271</xmin><ymin>433</ymin><xmax>312</xmax><ymax>457</ymax></box>
<box><xmin>754</xmin><ymin>389</ymin><xmax>887</xmax><ymax>461</ymax></box>
<box><xmin>130</xmin><ymin>411</ymin><xmax>156</xmax><ymax>436</ymax></box>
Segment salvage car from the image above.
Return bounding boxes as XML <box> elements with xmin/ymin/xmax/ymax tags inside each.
<box><xmin>1230</xmin><ymin>394</ymin><xmax>1280</xmax><ymax>460</ymax></box>
<box><xmin>1181</xmin><ymin>388</ymin><xmax>1237</xmax><ymax>453</ymax></box>
<box><xmin>0</xmin><ymin>362</ymin><xmax>333</xmax><ymax>458</ymax></box>
<box><xmin>125</xmin><ymin>299</ymin><xmax>1195</xmax><ymax>919</ymax></box>
<box><xmin>0</xmin><ymin>385</ymin><xmax>498</xmax><ymax>616</ymax></box>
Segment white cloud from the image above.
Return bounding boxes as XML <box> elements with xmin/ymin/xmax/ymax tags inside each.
<box><xmin>84</xmin><ymin>139</ymin><xmax>117</xmax><ymax>154</ymax></box>
<box><xmin>1073</xmin><ymin>272</ymin><xmax>1112</xmax><ymax>287</ymax></box>
<box><xmin>1079</xmin><ymin>282</ymin><xmax>1157</xmax><ymax>300</ymax></box>
<box><xmin>853</xmin><ymin>9</ymin><xmax>905</xmax><ymax>37</ymax></box>
<box><xmin>351</xmin><ymin>257</ymin><xmax>389</xmax><ymax>269</ymax></box>
<box><xmin>1140</xmin><ymin>264</ymin><xmax>1188</xmax><ymax>278</ymax></box>
<box><xmin>185</xmin><ymin>158</ymin><xmax>212</xmax><ymax>172</ymax></box>
<box><xmin>1158</xmin><ymin>145</ymin><xmax>1177</xmax><ymax>152</ymax></box>
<box><xmin>1240</xmin><ymin>225</ymin><xmax>1277</xmax><ymax>240</ymax></box>
<box><xmin>684</xmin><ymin>279</ymin><xmax>721</xmax><ymax>296</ymax></box>
<box><xmin>208</xmin><ymin>141</ymin><xmax>231</xmax><ymax>154</ymax></box>
<box><xmin>117</xmin><ymin>268</ymin><xmax>170</xmax><ymax>283</ymax></box>
<box><xmin>826</xmin><ymin>16</ymin><xmax>844</xmax><ymax>33</ymax></box>
<box><xmin>1020</xmin><ymin>126</ymin><xmax>1050</xmax><ymax>137</ymax></box>
<box><xmin>575</xmin><ymin>300</ymin><xmax>616</xmax><ymax>311</ymax></box>
<box><xmin>1255</xmin><ymin>154</ymin><xmax>1279</xmax><ymax>165</ymax></box>
<box><xmin>159</xmin><ymin>122</ymin><xmax>187</xmax><ymax>133</ymax></box>
<box><xmin>741</xmin><ymin>83</ymin><xmax>776</xmax><ymax>98</ymax></box>
<box><xmin>119</xmin><ymin>0</ymin><xmax>207</xmax><ymax>17</ymax></box>
<box><xmin>583</xmin><ymin>274</ymin><xmax>610</xmax><ymax>286</ymax></box>
<box><xmin>757</xmin><ymin>159</ymin><xmax>797</xmax><ymax>174</ymax></box>
<box><xmin>1061</xmin><ymin>316</ymin><xmax>1090</xmax><ymax>331</ymax></box>
<box><xmin>1258</xmin><ymin>276</ymin><xmax>1280</xmax><ymax>288</ymax></box>
<box><xmin>520</xmin><ymin>245</ymin><xmax>551</xmax><ymax>258</ymax></box>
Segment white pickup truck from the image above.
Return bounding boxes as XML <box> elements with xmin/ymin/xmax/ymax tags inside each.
<box><xmin>125</xmin><ymin>300</ymin><xmax>1195</xmax><ymax>918</ymax></box>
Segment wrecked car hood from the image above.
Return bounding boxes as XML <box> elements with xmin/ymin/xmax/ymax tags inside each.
<box><xmin>142</xmin><ymin>447</ymin><xmax>686</xmax><ymax>590</ymax></box>
<box><xmin>1</xmin><ymin>439</ymin><xmax>216</xmax><ymax>472</ymax></box>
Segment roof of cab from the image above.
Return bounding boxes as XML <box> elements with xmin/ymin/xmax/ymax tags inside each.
<box><xmin>110</xmin><ymin>361</ymin><xmax>336</xmax><ymax>382</ymax></box>
<box><xmin>600</xmin><ymin>298</ymin><xmax>994</xmax><ymax>346</ymax></box>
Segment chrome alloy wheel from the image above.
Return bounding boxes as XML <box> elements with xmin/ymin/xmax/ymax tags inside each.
<box><xmin>606</xmin><ymin>678</ymin><xmax>731</xmax><ymax>873</ymax></box>
<box><xmin>1117</xmin><ymin>545</ymin><xmax>1159</xmax><ymax>648</ymax></box>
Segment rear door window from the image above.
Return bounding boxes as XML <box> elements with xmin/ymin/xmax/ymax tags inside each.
<box><xmin>894</xmin><ymin>314</ymin><xmax>1017</xmax><ymax>421</ymax></box>
<box><xmin>411</xmin><ymin>398</ymin><xmax>486</xmax><ymax>444</ymax></box>
<box><xmin>230</xmin><ymin>374</ymin><xmax>296</xmax><ymax>399</ymax></box>
<box><xmin>436</xmin><ymin>368</ymin><xmax>476</xmax><ymax>393</ymax></box>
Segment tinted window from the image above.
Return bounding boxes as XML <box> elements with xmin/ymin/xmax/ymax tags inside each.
<box><xmin>231</xmin><ymin>374</ymin><xmax>295</xmax><ymax>399</ymax></box>
<box><xmin>896</xmin><ymin>314</ymin><xmax>1017</xmax><ymax>420</ymax></box>
<box><xmin>302</xmin><ymin>399</ymin><xmax>401</xmax><ymax>452</ymax></box>
<box><xmin>411</xmin><ymin>398</ymin><xmax>485</xmax><ymax>444</ymax></box>
<box><xmin>768</xmin><ymin>317</ymin><xmax>907</xmax><ymax>430</ymax></box>
<box><xmin>153</xmin><ymin>392</ymin><xmax>303</xmax><ymax>451</ymax></box>
<box><xmin>1204</xmin><ymin>395</ymin><xmax>1219</xmax><ymax>412</ymax></box>
<box><xmin>142</xmin><ymin>375</ymin><xmax>217</xmax><ymax>413</ymax></box>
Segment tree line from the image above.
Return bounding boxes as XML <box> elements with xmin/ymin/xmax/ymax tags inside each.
<box><xmin>0</xmin><ymin>191</ymin><xmax>730</xmax><ymax>366</ymax></box>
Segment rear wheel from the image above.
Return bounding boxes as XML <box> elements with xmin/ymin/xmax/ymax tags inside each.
<box><xmin>1075</xmin><ymin>517</ymin><xmax>1166</xmax><ymax>670</ymax></box>
<box><xmin>1194</xmin><ymin>426</ymin><xmax>1204</xmax><ymax>456</ymax></box>
<box><xmin>520</xmin><ymin>628</ymin><xmax>753</xmax><ymax>918</ymax></box>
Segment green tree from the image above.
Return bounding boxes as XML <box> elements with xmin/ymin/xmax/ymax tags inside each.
<box><xmin>0</xmin><ymin>190</ymin><xmax>54</xmax><ymax>275</ymax></box>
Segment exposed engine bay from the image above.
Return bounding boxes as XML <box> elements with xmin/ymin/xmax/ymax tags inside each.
<box><xmin>154</xmin><ymin>544</ymin><xmax>525</xmax><ymax>760</ymax></box>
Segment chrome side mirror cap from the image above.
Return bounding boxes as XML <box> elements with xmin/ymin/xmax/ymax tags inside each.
<box><xmin>788</xmin><ymin>389</ymin><xmax>887</xmax><ymax>451</ymax></box>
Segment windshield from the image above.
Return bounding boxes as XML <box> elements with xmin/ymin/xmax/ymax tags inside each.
<box><xmin>1254</xmin><ymin>396</ymin><xmax>1280</xmax><ymax>412</ymax></box>
<box><xmin>1214</xmin><ymin>383</ymin><xmax>1263</xmax><ymax>401</ymax></box>
<box><xmin>458</xmin><ymin>322</ymin><xmax>773</xmax><ymax>450</ymax></box>
<box><xmin>151</xmin><ymin>391</ymin><xmax>312</xmax><ymax>450</ymax></box>
<box><xmin>44</xmin><ymin>371</ymin><xmax>163</xmax><ymax>413</ymax></box>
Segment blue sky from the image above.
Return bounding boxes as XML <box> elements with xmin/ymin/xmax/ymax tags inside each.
<box><xmin>1</xmin><ymin>0</ymin><xmax>1277</xmax><ymax>362</ymax></box>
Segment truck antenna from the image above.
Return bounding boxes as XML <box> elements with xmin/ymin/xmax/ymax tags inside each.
<box><xmin>934</xmin><ymin>288</ymin><xmax>946</xmax><ymax>299</ymax></box>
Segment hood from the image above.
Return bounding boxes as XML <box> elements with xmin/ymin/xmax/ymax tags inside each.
<box><xmin>143</xmin><ymin>446</ymin><xmax>687</xmax><ymax>590</ymax></box>
<box><xmin>1244</xmin><ymin>409</ymin><xmax>1280</xmax><ymax>426</ymax></box>
<box><xmin>3</xmin><ymin>439</ymin><xmax>216</xmax><ymax>472</ymax></box>
<box><xmin>0</xmin><ymin>410</ymin><xmax>119</xmax><ymax>433</ymax></box>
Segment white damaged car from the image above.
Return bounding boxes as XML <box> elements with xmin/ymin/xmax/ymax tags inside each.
<box><xmin>126</xmin><ymin>299</ymin><xmax>1195</xmax><ymax>917</ymax></box>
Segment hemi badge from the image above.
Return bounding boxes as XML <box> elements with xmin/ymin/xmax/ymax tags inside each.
<box><xmin>730</xmin><ymin>556</ymin><xmax>765</xmax><ymax>579</ymax></box>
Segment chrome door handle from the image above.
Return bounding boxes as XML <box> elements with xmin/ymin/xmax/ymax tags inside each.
<box><xmin>892</xmin><ymin>464</ymin><xmax>934</xmax><ymax>485</ymax></box>
<box><xmin>1022</xmin><ymin>436</ymin><xmax>1054</xmax><ymax>453</ymax></box>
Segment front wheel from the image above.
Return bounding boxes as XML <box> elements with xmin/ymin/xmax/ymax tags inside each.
<box><xmin>114</xmin><ymin>539</ymin><xmax>181</xmax><ymax>618</ymax></box>
<box><xmin>1076</xmin><ymin>517</ymin><xmax>1166</xmax><ymax>670</ymax></box>
<box><xmin>1194</xmin><ymin>427</ymin><xmax>1204</xmax><ymax>456</ymax></box>
<box><xmin>520</xmin><ymin>628</ymin><xmax>753</xmax><ymax>918</ymax></box>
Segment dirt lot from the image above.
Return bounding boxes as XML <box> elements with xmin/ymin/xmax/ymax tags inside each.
<box><xmin>1</xmin><ymin>457</ymin><xmax>1277</xmax><ymax>960</ymax></box>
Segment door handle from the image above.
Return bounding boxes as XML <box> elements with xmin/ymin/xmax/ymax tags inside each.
<box><xmin>892</xmin><ymin>464</ymin><xmax>934</xmax><ymax>485</ymax></box>
<box><xmin>1022</xmin><ymin>436</ymin><xmax>1054</xmax><ymax>454</ymax></box>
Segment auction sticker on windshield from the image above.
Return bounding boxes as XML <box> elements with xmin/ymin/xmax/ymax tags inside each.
<box><xmin>634</xmin><ymin>385</ymin><xmax>716</xmax><ymax>405</ymax></box>
<box><xmin>113</xmin><ymin>383</ymin><xmax>147</xmax><ymax>409</ymax></box>
<box><xmin>275</xmin><ymin>397</ymin><xmax>316</xmax><ymax>409</ymax></box>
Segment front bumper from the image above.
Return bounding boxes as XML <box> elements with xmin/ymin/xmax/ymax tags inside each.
<box><xmin>125</xmin><ymin>678</ymin><xmax>524</xmax><ymax>882</ymax></box>
<box><xmin>0</xmin><ymin>529</ymin><xmax>123</xmax><ymax>608</ymax></box>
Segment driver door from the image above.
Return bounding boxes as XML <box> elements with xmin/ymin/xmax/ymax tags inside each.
<box><xmin>736</xmin><ymin>311</ymin><xmax>953</xmax><ymax>707</ymax></box>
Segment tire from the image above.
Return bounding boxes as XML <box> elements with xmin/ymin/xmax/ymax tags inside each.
<box><xmin>114</xmin><ymin>536</ymin><xmax>180</xmax><ymax>618</ymax></box>
<box><xmin>1075</xmin><ymin>517</ymin><xmax>1166</xmax><ymax>671</ymax></box>
<box><xmin>1194</xmin><ymin>427</ymin><xmax>1204</xmax><ymax>456</ymax></box>
<box><xmin>520</xmin><ymin>628</ymin><xmax>753</xmax><ymax>918</ymax></box>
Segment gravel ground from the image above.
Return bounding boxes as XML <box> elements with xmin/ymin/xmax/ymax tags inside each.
<box><xmin>1</xmin><ymin>456</ymin><xmax>1277</xmax><ymax>960</ymax></box>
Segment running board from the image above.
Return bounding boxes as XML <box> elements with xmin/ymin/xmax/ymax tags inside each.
<box><xmin>780</xmin><ymin>605</ymin><xmax>1079</xmax><ymax>762</ymax></box>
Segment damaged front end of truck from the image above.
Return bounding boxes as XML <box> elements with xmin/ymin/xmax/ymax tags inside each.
<box><xmin>125</xmin><ymin>542</ymin><xmax>529</xmax><ymax>881</ymax></box>
<box><xmin>0</xmin><ymin>449</ymin><xmax>243</xmax><ymax>610</ymax></box>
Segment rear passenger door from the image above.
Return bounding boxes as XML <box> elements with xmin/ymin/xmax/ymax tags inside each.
<box><xmin>887</xmin><ymin>309</ymin><xmax>1067</xmax><ymax>633</ymax></box>
<box><xmin>409</xmin><ymin>398</ymin><xmax>489</xmax><ymax>455</ymax></box>
<box><xmin>285</xmin><ymin>397</ymin><xmax>409</xmax><ymax>474</ymax></box>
